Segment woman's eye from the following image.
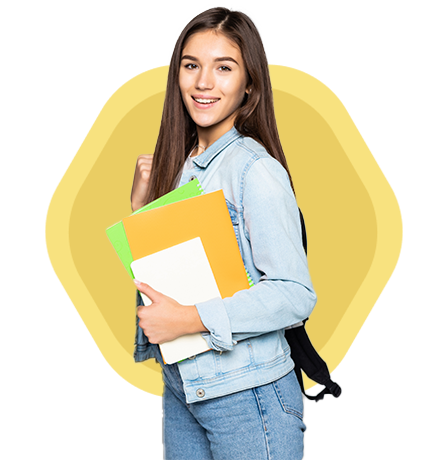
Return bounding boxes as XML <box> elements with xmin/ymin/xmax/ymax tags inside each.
<box><xmin>219</xmin><ymin>66</ymin><xmax>231</xmax><ymax>72</ymax></box>
<box><xmin>185</xmin><ymin>63</ymin><xmax>198</xmax><ymax>70</ymax></box>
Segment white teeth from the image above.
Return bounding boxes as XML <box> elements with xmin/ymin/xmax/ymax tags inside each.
<box><xmin>194</xmin><ymin>98</ymin><xmax>218</xmax><ymax>103</ymax></box>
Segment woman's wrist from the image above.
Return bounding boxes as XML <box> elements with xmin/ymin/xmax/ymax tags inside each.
<box><xmin>184</xmin><ymin>305</ymin><xmax>209</xmax><ymax>334</ymax></box>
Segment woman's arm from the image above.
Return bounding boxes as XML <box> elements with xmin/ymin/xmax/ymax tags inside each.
<box><xmin>194</xmin><ymin>157</ymin><xmax>317</xmax><ymax>352</ymax></box>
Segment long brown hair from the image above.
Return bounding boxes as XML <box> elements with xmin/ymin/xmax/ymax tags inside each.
<box><xmin>146</xmin><ymin>7</ymin><xmax>294</xmax><ymax>204</ymax></box>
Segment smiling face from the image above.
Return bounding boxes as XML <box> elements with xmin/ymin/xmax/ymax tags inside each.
<box><xmin>179</xmin><ymin>30</ymin><xmax>249</xmax><ymax>145</ymax></box>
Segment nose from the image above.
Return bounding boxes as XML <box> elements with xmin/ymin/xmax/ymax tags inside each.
<box><xmin>195</xmin><ymin>66</ymin><xmax>214</xmax><ymax>91</ymax></box>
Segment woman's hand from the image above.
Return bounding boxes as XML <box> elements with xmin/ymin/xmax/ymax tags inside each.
<box><xmin>134</xmin><ymin>280</ymin><xmax>208</xmax><ymax>344</ymax></box>
<box><xmin>131</xmin><ymin>154</ymin><xmax>153</xmax><ymax>212</ymax></box>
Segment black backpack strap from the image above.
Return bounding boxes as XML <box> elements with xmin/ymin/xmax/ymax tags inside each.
<box><xmin>298</xmin><ymin>207</ymin><xmax>308</xmax><ymax>255</ymax></box>
<box><xmin>285</xmin><ymin>320</ymin><xmax>341</xmax><ymax>398</ymax></box>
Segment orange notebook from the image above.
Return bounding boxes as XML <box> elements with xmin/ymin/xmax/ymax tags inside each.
<box><xmin>123</xmin><ymin>190</ymin><xmax>251</xmax><ymax>363</ymax></box>
<box><xmin>123</xmin><ymin>190</ymin><xmax>249</xmax><ymax>300</ymax></box>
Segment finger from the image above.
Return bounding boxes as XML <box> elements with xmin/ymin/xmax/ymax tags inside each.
<box><xmin>137</xmin><ymin>155</ymin><xmax>154</xmax><ymax>165</ymax></box>
<box><xmin>137</xmin><ymin>163</ymin><xmax>152</xmax><ymax>178</ymax></box>
<box><xmin>137</xmin><ymin>159</ymin><xmax>153</xmax><ymax>168</ymax></box>
<box><xmin>137</xmin><ymin>304</ymin><xmax>148</xmax><ymax>318</ymax></box>
<box><xmin>134</xmin><ymin>279</ymin><xmax>162</xmax><ymax>303</ymax></box>
<box><xmin>137</xmin><ymin>164</ymin><xmax>152</xmax><ymax>175</ymax></box>
<box><xmin>136</xmin><ymin>159</ymin><xmax>153</xmax><ymax>173</ymax></box>
<box><xmin>140</xmin><ymin>169</ymin><xmax>151</xmax><ymax>182</ymax></box>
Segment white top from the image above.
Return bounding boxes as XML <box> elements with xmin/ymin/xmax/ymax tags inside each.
<box><xmin>174</xmin><ymin>147</ymin><xmax>199</xmax><ymax>188</ymax></box>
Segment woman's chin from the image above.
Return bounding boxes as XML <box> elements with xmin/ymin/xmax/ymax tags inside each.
<box><xmin>190</xmin><ymin>117</ymin><xmax>219</xmax><ymax>129</ymax></box>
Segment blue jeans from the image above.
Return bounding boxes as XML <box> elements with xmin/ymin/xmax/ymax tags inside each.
<box><xmin>161</xmin><ymin>352</ymin><xmax>306</xmax><ymax>460</ymax></box>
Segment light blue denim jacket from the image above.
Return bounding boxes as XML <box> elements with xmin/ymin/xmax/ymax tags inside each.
<box><xmin>134</xmin><ymin>126</ymin><xmax>317</xmax><ymax>404</ymax></box>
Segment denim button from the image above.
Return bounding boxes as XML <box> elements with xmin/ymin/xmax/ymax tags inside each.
<box><xmin>196</xmin><ymin>388</ymin><xmax>205</xmax><ymax>398</ymax></box>
<box><xmin>189</xmin><ymin>175</ymin><xmax>197</xmax><ymax>182</ymax></box>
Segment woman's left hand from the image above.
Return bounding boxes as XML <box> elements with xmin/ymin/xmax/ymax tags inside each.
<box><xmin>134</xmin><ymin>280</ymin><xmax>208</xmax><ymax>344</ymax></box>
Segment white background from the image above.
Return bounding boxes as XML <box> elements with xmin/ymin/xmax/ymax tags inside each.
<box><xmin>2</xmin><ymin>1</ymin><xmax>444</xmax><ymax>458</ymax></box>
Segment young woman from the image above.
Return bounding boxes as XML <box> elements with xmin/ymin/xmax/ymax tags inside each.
<box><xmin>130</xmin><ymin>7</ymin><xmax>317</xmax><ymax>460</ymax></box>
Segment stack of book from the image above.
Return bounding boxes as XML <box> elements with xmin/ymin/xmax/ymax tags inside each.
<box><xmin>106</xmin><ymin>179</ymin><xmax>253</xmax><ymax>364</ymax></box>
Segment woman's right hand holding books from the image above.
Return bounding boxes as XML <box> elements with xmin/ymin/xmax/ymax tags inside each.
<box><xmin>131</xmin><ymin>154</ymin><xmax>153</xmax><ymax>212</ymax></box>
<box><xmin>134</xmin><ymin>279</ymin><xmax>208</xmax><ymax>344</ymax></box>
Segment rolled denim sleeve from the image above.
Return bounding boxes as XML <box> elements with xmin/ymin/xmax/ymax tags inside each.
<box><xmin>195</xmin><ymin>157</ymin><xmax>317</xmax><ymax>351</ymax></box>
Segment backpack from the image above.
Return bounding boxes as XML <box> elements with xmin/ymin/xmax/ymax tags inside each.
<box><xmin>156</xmin><ymin>209</ymin><xmax>342</xmax><ymax>460</ymax></box>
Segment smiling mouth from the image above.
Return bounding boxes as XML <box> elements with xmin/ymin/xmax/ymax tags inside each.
<box><xmin>191</xmin><ymin>96</ymin><xmax>220</xmax><ymax>104</ymax></box>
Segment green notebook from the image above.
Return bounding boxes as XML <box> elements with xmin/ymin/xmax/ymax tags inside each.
<box><xmin>106</xmin><ymin>179</ymin><xmax>204</xmax><ymax>278</ymax></box>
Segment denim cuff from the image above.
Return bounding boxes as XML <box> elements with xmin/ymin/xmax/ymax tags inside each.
<box><xmin>195</xmin><ymin>297</ymin><xmax>236</xmax><ymax>352</ymax></box>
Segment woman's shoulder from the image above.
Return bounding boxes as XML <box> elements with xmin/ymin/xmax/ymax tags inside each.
<box><xmin>218</xmin><ymin>132</ymin><xmax>293</xmax><ymax>205</ymax></box>
<box><xmin>231</xmin><ymin>135</ymin><xmax>288</xmax><ymax>181</ymax></box>
<box><xmin>225</xmin><ymin>135</ymin><xmax>281</xmax><ymax>174</ymax></box>
<box><xmin>233</xmin><ymin>135</ymin><xmax>273</xmax><ymax>161</ymax></box>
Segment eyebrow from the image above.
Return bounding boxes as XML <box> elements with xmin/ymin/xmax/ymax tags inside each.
<box><xmin>181</xmin><ymin>55</ymin><xmax>239</xmax><ymax>65</ymax></box>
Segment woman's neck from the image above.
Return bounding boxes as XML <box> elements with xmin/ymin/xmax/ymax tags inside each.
<box><xmin>194</xmin><ymin>116</ymin><xmax>236</xmax><ymax>156</ymax></box>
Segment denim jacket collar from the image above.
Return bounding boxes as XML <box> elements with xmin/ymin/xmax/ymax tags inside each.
<box><xmin>192</xmin><ymin>126</ymin><xmax>242</xmax><ymax>169</ymax></box>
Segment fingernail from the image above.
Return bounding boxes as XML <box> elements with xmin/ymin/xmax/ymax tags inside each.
<box><xmin>133</xmin><ymin>279</ymin><xmax>141</xmax><ymax>285</ymax></box>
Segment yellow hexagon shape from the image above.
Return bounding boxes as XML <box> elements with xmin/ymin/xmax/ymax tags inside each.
<box><xmin>46</xmin><ymin>65</ymin><xmax>402</xmax><ymax>395</ymax></box>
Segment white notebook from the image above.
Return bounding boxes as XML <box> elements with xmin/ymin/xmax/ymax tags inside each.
<box><xmin>130</xmin><ymin>237</ymin><xmax>222</xmax><ymax>364</ymax></box>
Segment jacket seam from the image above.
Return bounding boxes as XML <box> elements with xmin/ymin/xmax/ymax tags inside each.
<box><xmin>237</xmin><ymin>144</ymin><xmax>262</xmax><ymax>242</ymax></box>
